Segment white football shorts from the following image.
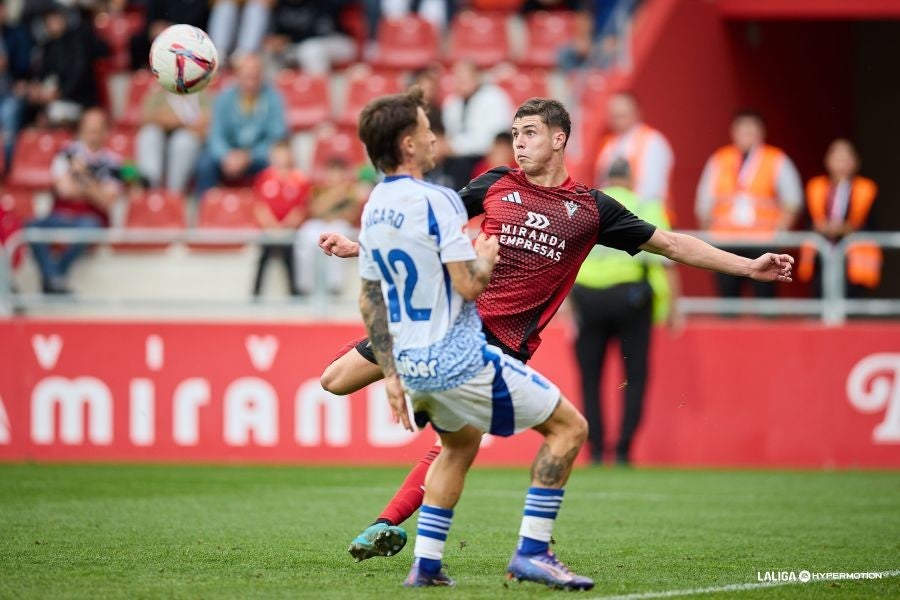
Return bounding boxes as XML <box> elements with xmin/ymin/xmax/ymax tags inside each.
<box><xmin>406</xmin><ymin>345</ymin><xmax>560</xmax><ymax>437</ymax></box>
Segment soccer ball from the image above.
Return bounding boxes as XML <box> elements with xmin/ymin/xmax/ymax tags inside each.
<box><xmin>149</xmin><ymin>24</ymin><xmax>218</xmax><ymax>95</ymax></box>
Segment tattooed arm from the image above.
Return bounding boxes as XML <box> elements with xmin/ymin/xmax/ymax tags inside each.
<box><xmin>445</xmin><ymin>233</ymin><xmax>500</xmax><ymax>301</ymax></box>
<box><xmin>359</xmin><ymin>279</ymin><xmax>412</xmax><ymax>431</ymax></box>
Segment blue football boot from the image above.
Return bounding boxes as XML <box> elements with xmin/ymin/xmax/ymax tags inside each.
<box><xmin>347</xmin><ymin>522</ymin><xmax>407</xmax><ymax>562</ymax></box>
<box><xmin>506</xmin><ymin>550</ymin><xmax>594</xmax><ymax>590</ymax></box>
<box><xmin>403</xmin><ymin>558</ymin><xmax>455</xmax><ymax>587</ymax></box>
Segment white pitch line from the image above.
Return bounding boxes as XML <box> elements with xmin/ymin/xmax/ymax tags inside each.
<box><xmin>593</xmin><ymin>569</ymin><xmax>900</xmax><ymax>600</ymax></box>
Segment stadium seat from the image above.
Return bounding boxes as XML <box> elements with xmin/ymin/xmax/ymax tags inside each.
<box><xmin>114</xmin><ymin>189</ymin><xmax>186</xmax><ymax>252</ymax></box>
<box><xmin>108</xmin><ymin>128</ymin><xmax>136</xmax><ymax>162</ymax></box>
<box><xmin>311</xmin><ymin>129</ymin><xmax>367</xmax><ymax>179</ymax></box>
<box><xmin>94</xmin><ymin>11</ymin><xmax>145</xmax><ymax>72</ymax></box>
<box><xmin>276</xmin><ymin>71</ymin><xmax>332</xmax><ymax>131</ymax></box>
<box><xmin>520</xmin><ymin>11</ymin><xmax>576</xmax><ymax>69</ymax></box>
<box><xmin>7</xmin><ymin>129</ymin><xmax>73</xmax><ymax>190</ymax></box>
<box><xmin>574</xmin><ymin>69</ymin><xmax>608</xmax><ymax>111</ymax></box>
<box><xmin>118</xmin><ymin>70</ymin><xmax>158</xmax><ymax>128</ymax></box>
<box><xmin>339</xmin><ymin>69</ymin><xmax>403</xmax><ymax>128</ymax></box>
<box><xmin>193</xmin><ymin>187</ymin><xmax>258</xmax><ymax>250</ymax></box>
<box><xmin>0</xmin><ymin>187</ymin><xmax>34</xmax><ymax>220</ymax></box>
<box><xmin>0</xmin><ymin>187</ymin><xmax>34</xmax><ymax>268</ymax></box>
<box><xmin>496</xmin><ymin>69</ymin><xmax>550</xmax><ymax>105</ymax></box>
<box><xmin>448</xmin><ymin>11</ymin><xmax>510</xmax><ymax>68</ymax></box>
<box><xmin>375</xmin><ymin>16</ymin><xmax>440</xmax><ymax>70</ymax></box>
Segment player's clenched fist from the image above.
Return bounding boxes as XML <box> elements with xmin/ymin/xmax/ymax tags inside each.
<box><xmin>318</xmin><ymin>232</ymin><xmax>359</xmax><ymax>258</ymax></box>
<box><xmin>749</xmin><ymin>253</ymin><xmax>794</xmax><ymax>282</ymax></box>
<box><xmin>474</xmin><ymin>232</ymin><xmax>499</xmax><ymax>265</ymax></box>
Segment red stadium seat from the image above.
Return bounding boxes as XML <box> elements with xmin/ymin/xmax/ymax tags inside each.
<box><xmin>339</xmin><ymin>69</ymin><xmax>403</xmax><ymax>128</ymax></box>
<box><xmin>573</xmin><ymin>69</ymin><xmax>608</xmax><ymax>111</ymax></box>
<box><xmin>108</xmin><ymin>128</ymin><xmax>136</xmax><ymax>162</ymax></box>
<box><xmin>94</xmin><ymin>11</ymin><xmax>144</xmax><ymax>72</ymax></box>
<box><xmin>193</xmin><ymin>187</ymin><xmax>258</xmax><ymax>250</ymax></box>
<box><xmin>0</xmin><ymin>187</ymin><xmax>34</xmax><ymax>220</ymax></box>
<box><xmin>276</xmin><ymin>71</ymin><xmax>332</xmax><ymax>131</ymax></box>
<box><xmin>311</xmin><ymin>128</ymin><xmax>367</xmax><ymax>179</ymax></box>
<box><xmin>496</xmin><ymin>69</ymin><xmax>550</xmax><ymax>105</ymax></box>
<box><xmin>118</xmin><ymin>70</ymin><xmax>159</xmax><ymax>128</ymax></box>
<box><xmin>520</xmin><ymin>11</ymin><xmax>576</xmax><ymax>69</ymax></box>
<box><xmin>375</xmin><ymin>16</ymin><xmax>440</xmax><ymax>70</ymax></box>
<box><xmin>448</xmin><ymin>11</ymin><xmax>510</xmax><ymax>68</ymax></box>
<box><xmin>114</xmin><ymin>189</ymin><xmax>186</xmax><ymax>252</ymax></box>
<box><xmin>0</xmin><ymin>187</ymin><xmax>33</xmax><ymax>268</ymax></box>
<box><xmin>7</xmin><ymin>129</ymin><xmax>73</xmax><ymax>190</ymax></box>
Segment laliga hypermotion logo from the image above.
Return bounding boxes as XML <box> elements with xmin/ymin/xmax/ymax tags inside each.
<box><xmin>847</xmin><ymin>353</ymin><xmax>900</xmax><ymax>443</ymax></box>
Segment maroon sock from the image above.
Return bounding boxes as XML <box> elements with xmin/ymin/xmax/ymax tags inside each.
<box><xmin>377</xmin><ymin>445</ymin><xmax>442</xmax><ymax>526</ymax></box>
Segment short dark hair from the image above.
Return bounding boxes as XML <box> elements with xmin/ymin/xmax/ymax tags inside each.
<box><xmin>732</xmin><ymin>109</ymin><xmax>765</xmax><ymax>126</ymax></box>
<box><xmin>358</xmin><ymin>87</ymin><xmax>427</xmax><ymax>173</ymax></box>
<box><xmin>514</xmin><ymin>98</ymin><xmax>572</xmax><ymax>146</ymax></box>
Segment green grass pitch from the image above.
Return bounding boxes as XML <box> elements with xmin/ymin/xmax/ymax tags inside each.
<box><xmin>0</xmin><ymin>464</ymin><xmax>898</xmax><ymax>598</ymax></box>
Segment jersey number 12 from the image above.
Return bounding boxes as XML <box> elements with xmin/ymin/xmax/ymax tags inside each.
<box><xmin>372</xmin><ymin>248</ymin><xmax>432</xmax><ymax>322</ymax></box>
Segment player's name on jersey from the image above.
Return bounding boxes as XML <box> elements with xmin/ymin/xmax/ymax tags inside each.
<box><xmin>365</xmin><ymin>207</ymin><xmax>406</xmax><ymax>229</ymax></box>
<box><xmin>499</xmin><ymin>223</ymin><xmax>567</xmax><ymax>261</ymax></box>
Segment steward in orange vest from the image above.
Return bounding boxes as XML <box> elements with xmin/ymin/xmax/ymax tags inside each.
<box><xmin>594</xmin><ymin>93</ymin><xmax>673</xmax><ymax>206</ymax></box>
<box><xmin>695</xmin><ymin>110</ymin><xmax>802</xmax><ymax>298</ymax></box>
<box><xmin>798</xmin><ymin>139</ymin><xmax>881</xmax><ymax>291</ymax></box>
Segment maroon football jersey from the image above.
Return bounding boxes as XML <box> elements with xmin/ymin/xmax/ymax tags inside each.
<box><xmin>459</xmin><ymin>167</ymin><xmax>656</xmax><ymax>360</ymax></box>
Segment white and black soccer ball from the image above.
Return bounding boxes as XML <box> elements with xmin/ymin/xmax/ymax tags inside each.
<box><xmin>149</xmin><ymin>24</ymin><xmax>218</xmax><ymax>95</ymax></box>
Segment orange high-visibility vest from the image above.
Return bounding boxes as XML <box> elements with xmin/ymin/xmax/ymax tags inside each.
<box><xmin>594</xmin><ymin>124</ymin><xmax>655</xmax><ymax>192</ymax></box>
<box><xmin>708</xmin><ymin>145</ymin><xmax>786</xmax><ymax>236</ymax></box>
<box><xmin>798</xmin><ymin>175</ymin><xmax>881</xmax><ymax>288</ymax></box>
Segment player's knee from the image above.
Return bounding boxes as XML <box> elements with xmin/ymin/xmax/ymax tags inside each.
<box><xmin>570</xmin><ymin>412</ymin><xmax>589</xmax><ymax>447</ymax></box>
<box><xmin>320</xmin><ymin>363</ymin><xmax>348</xmax><ymax>395</ymax></box>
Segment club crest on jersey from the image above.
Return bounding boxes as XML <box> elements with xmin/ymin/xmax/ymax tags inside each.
<box><xmin>564</xmin><ymin>200</ymin><xmax>579</xmax><ymax>218</ymax></box>
<box><xmin>501</xmin><ymin>191</ymin><xmax>522</xmax><ymax>204</ymax></box>
<box><xmin>525</xmin><ymin>211</ymin><xmax>550</xmax><ymax>229</ymax></box>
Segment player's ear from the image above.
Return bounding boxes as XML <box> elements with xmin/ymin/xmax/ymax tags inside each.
<box><xmin>553</xmin><ymin>131</ymin><xmax>566</xmax><ymax>150</ymax></box>
<box><xmin>400</xmin><ymin>133</ymin><xmax>415</xmax><ymax>160</ymax></box>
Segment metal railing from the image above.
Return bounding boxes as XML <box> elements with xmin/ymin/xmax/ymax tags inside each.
<box><xmin>1</xmin><ymin>227</ymin><xmax>898</xmax><ymax>323</ymax></box>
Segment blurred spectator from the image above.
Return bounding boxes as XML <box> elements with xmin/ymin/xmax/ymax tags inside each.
<box><xmin>265</xmin><ymin>0</ymin><xmax>356</xmax><ymax>74</ymax></box>
<box><xmin>570</xmin><ymin>158</ymin><xmax>681</xmax><ymax>465</ymax></box>
<box><xmin>0</xmin><ymin>5</ymin><xmax>27</xmax><ymax>171</ymax></box>
<box><xmin>136</xmin><ymin>89</ymin><xmax>211</xmax><ymax>195</ymax></box>
<box><xmin>441</xmin><ymin>59</ymin><xmax>514</xmax><ymax>189</ymax></box>
<box><xmin>798</xmin><ymin>139</ymin><xmax>880</xmax><ymax>296</ymax></box>
<box><xmin>130</xmin><ymin>0</ymin><xmax>210</xmax><ymax>70</ymax></box>
<box><xmin>409</xmin><ymin>65</ymin><xmax>442</xmax><ymax>131</ymax></box>
<box><xmin>252</xmin><ymin>140</ymin><xmax>309</xmax><ymax>297</ymax></box>
<box><xmin>558</xmin><ymin>0</ymin><xmax>636</xmax><ymax>71</ymax></box>
<box><xmin>207</xmin><ymin>0</ymin><xmax>272</xmax><ymax>65</ymax></box>
<box><xmin>470</xmin><ymin>131</ymin><xmax>515</xmax><ymax>179</ymax></box>
<box><xmin>27</xmin><ymin>3</ymin><xmax>102</xmax><ymax>126</ymax></box>
<box><xmin>365</xmin><ymin>0</ymin><xmax>454</xmax><ymax>48</ymax></box>
<box><xmin>521</xmin><ymin>0</ymin><xmax>577</xmax><ymax>13</ymax></box>
<box><xmin>294</xmin><ymin>157</ymin><xmax>367</xmax><ymax>295</ymax></box>
<box><xmin>695</xmin><ymin>110</ymin><xmax>802</xmax><ymax>299</ymax></box>
<box><xmin>594</xmin><ymin>92</ymin><xmax>673</xmax><ymax>206</ymax></box>
<box><xmin>28</xmin><ymin>109</ymin><xmax>122</xmax><ymax>294</ymax></box>
<box><xmin>195</xmin><ymin>54</ymin><xmax>286</xmax><ymax>198</ymax></box>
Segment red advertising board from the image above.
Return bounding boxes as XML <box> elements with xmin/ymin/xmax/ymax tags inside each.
<box><xmin>0</xmin><ymin>319</ymin><xmax>898</xmax><ymax>468</ymax></box>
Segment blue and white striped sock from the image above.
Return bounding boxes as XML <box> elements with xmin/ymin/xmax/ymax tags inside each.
<box><xmin>518</xmin><ymin>487</ymin><xmax>564</xmax><ymax>555</ymax></box>
<box><xmin>414</xmin><ymin>504</ymin><xmax>453</xmax><ymax>574</ymax></box>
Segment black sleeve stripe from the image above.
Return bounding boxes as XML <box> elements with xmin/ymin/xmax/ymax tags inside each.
<box><xmin>457</xmin><ymin>166</ymin><xmax>513</xmax><ymax>219</ymax></box>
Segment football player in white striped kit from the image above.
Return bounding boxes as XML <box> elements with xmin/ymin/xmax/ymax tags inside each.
<box><xmin>355</xmin><ymin>87</ymin><xmax>594</xmax><ymax>590</ymax></box>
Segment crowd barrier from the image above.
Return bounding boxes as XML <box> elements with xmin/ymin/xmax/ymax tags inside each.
<box><xmin>3</xmin><ymin>229</ymin><xmax>900</xmax><ymax>321</ymax></box>
<box><xmin>1</xmin><ymin>319</ymin><xmax>898</xmax><ymax>468</ymax></box>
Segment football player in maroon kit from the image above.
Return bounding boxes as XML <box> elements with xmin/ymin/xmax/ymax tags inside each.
<box><xmin>320</xmin><ymin>98</ymin><xmax>794</xmax><ymax>561</ymax></box>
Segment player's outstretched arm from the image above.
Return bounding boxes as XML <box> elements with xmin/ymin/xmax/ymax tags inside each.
<box><xmin>640</xmin><ymin>229</ymin><xmax>794</xmax><ymax>283</ymax></box>
<box><xmin>319</xmin><ymin>232</ymin><xmax>360</xmax><ymax>258</ymax></box>
<box><xmin>446</xmin><ymin>233</ymin><xmax>499</xmax><ymax>300</ymax></box>
<box><xmin>359</xmin><ymin>279</ymin><xmax>411</xmax><ymax>431</ymax></box>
